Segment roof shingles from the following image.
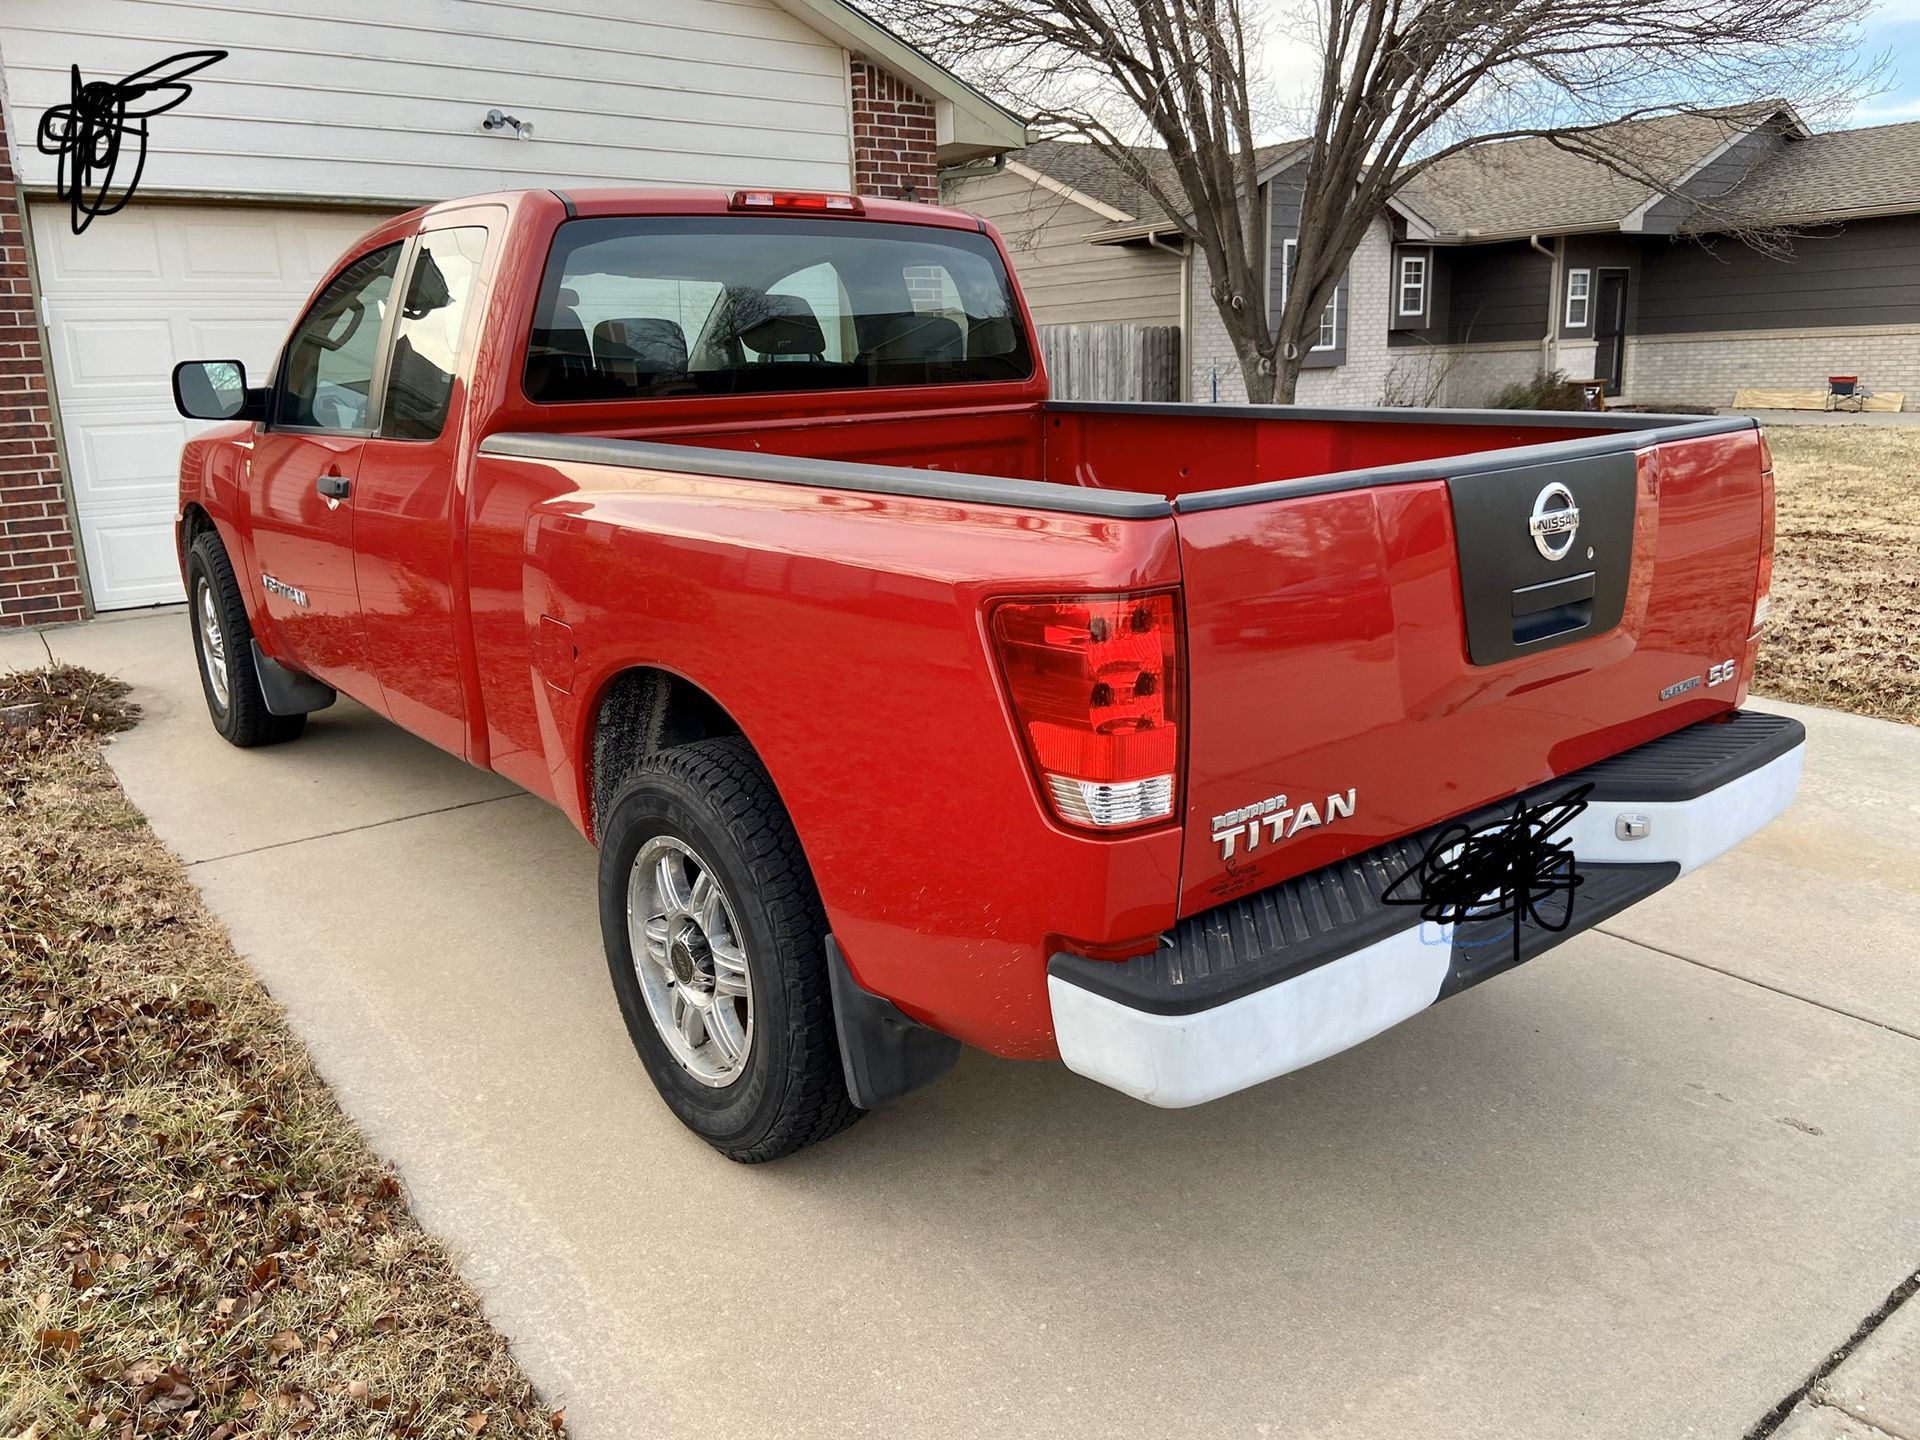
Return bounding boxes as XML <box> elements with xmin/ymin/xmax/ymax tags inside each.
<box><xmin>1008</xmin><ymin>109</ymin><xmax>1920</xmax><ymax>242</ymax></box>
<box><xmin>1011</xmin><ymin>138</ymin><xmax>1305</xmax><ymax>227</ymax></box>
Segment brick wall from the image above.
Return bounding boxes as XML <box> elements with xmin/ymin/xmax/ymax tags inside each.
<box><xmin>849</xmin><ymin>61</ymin><xmax>937</xmax><ymax>203</ymax></box>
<box><xmin>1622</xmin><ymin>325</ymin><xmax>1920</xmax><ymax>411</ymax></box>
<box><xmin>1188</xmin><ymin>218</ymin><xmax>1399</xmax><ymax>405</ymax></box>
<box><xmin>0</xmin><ymin>100</ymin><xmax>83</xmax><ymax>627</ymax></box>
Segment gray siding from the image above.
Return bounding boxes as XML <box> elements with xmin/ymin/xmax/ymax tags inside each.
<box><xmin>944</xmin><ymin>169</ymin><xmax>1183</xmax><ymax>327</ymax></box>
<box><xmin>1442</xmin><ymin>240</ymin><xmax>1552</xmax><ymax>344</ymax></box>
<box><xmin>1641</xmin><ymin>126</ymin><xmax>1786</xmax><ymax>235</ymax></box>
<box><xmin>1266</xmin><ymin>166</ymin><xmax>1348</xmax><ymax>368</ymax></box>
<box><xmin>1635</xmin><ymin>215</ymin><xmax>1920</xmax><ymax>334</ymax></box>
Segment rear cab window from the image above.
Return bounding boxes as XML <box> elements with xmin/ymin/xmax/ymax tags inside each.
<box><xmin>522</xmin><ymin>216</ymin><xmax>1033</xmax><ymax>403</ymax></box>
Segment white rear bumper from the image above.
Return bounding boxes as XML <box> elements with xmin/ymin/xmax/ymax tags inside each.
<box><xmin>1049</xmin><ymin>736</ymin><xmax>1804</xmax><ymax>1108</ymax></box>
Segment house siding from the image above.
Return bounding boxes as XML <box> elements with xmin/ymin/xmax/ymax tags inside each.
<box><xmin>0</xmin><ymin>0</ymin><xmax>856</xmax><ymax>202</ymax></box>
<box><xmin>1640</xmin><ymin>125</ymin><xmax>1785</xmax><ymax>234</ymax></box>
<box><xmin>1265</xmin><ymin>166</ymin><xmax>1349</xmax><ymax>367</ymax></box>
<box><xmin>942</xmin><ymin>169</ymin><xmax>1182</xmax><ymax>326</ymax></box>
<box><xmin>1443</xmin><ymin>239</ymin><xmax>1552</xmax><ymax>345</ymax></box>
<box><xmin>1635</xmin><ymin>216</ymin><xmax>1920</xmax><ymax>334</ymax></box>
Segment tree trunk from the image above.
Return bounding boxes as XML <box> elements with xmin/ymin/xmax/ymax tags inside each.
<box><xmin>1269</xmin><ymin>352</ymin><xmax>1302</xmax><ymax>404</ymax></box>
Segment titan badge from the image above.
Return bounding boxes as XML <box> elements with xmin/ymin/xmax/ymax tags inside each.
<box><xmin>261</xmin><ymin>573</ymin><xmax>309</xmax><ymax>608</ymax></box>
<box><xmin>1212</xmin><ymin>788</ymin><xmax>1358</xmax><ymax>861</ymax></box>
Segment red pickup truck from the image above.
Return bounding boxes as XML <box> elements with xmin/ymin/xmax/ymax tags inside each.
<box><xmin>171</xmin><ymin>186</ymin><xmax>1802</xmax><ymax>1161</ymax></box>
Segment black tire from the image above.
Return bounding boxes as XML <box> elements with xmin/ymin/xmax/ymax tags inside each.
<box><xmin>185</xmin><ymin>530</ymin><xmax>307</xmax><ymax>748</ymax></box>
<box><xmin>597</xmin><ymin>737</ymin><xmax>861</xmax><ymax>1162</ymax></box>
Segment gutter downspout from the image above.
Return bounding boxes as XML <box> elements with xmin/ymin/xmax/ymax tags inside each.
<box><xmin>1164</xmin><ymin>235</ymin><xmax>1191</xmax><ymax>401</ymax></box>
<box><xmin>1530</xmin><ymin>233</ymin><xmax>1560</xmax><ymax>375</ymax></box>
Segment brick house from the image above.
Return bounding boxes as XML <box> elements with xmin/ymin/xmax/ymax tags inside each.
<box><xmin>0</xmin><ymin>0</ymin><xmax>1022</xmax><ymax>626</ymax></box>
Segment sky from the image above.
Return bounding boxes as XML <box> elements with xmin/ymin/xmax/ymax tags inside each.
<box><xmin>1856</xmin><ymin>0</ymin><xmax>1920</xmax><ymax>125</ymax></box>
<box><xmin>1249</xmin><ymin>0</ymin><xmax>1920</xmax><ymax>134</ymax></box>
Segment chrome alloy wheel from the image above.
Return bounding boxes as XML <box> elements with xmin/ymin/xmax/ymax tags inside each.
<box><xmin>627</xmin><ymin>835</ymin><xmax>754</xmax><ymax>1086</ymax></box>
<box><xmin>196</xmin><ymin>576</ymin><xmax>231</xmax><ymax>711</ymax></box>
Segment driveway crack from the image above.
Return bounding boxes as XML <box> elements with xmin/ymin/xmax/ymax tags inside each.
<box><xmin>1593</xmin><ymin>926</ymin><xmax>1920</xmax><ymax>1044</ymax></box>
<box><xmin>186</xmin><ymin>792</ymin><xmax>521</xmax><ymax>866</ymax></box>
<box><xmin>1746</xmin><ymin>1266</ymin><xmax>1920</xmax><ymax>1438</ymax></box>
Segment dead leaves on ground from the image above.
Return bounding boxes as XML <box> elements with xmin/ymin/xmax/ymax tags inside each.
<box><xmin>1757</xmin><ymin>428</ymin><xmax>1920</xmax><ymax>725</ymax></box>
<box><xmin>3</xmin><ymin>693</ymin><xmax>565</xmax><ymax>1435</ymax></box>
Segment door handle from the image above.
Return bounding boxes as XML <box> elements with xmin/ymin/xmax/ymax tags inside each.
<box><xmin>317</xmin><ymin>471</ymin><xmax>351</xmax><ymax>501</ymax></box>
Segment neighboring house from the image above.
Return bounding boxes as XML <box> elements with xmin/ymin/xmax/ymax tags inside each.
<box><xmin>1391</xmin><ymin>105</ymin><xmax>1920</xmax><ymax>410</ymax></box>
<box><xmin>976</xmin><ymin>106</ymin><xmax>1920</xmax><ymax>412</ymax></box>
<box><xmin>0</xmin><ymin>0</ymin><xmax>1023</xmax><ymax>626</ymax></box>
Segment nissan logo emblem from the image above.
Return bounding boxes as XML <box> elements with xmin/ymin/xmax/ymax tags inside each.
<box><xmin>1528</xmin><ymin>482</ymin><xmax>1581</xmax><ymax>561</ymax></box>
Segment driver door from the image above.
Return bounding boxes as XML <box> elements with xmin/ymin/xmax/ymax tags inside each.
<box><xmin>248</xmin><ymin>242</ymin><xmax>403</xmax><ymax>704</ymax></box>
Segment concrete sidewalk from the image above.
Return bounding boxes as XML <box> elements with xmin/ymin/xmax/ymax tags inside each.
<box><xmin>8</xmin><ymin>608</ymin><xmax>1920</xmax><ymax>1439</ymax></box>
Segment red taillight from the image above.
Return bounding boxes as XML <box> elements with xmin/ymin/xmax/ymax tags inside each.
<box><xmin>729</xmin><ymin>190</ymin><xmax>864</xmax><ymax>214</ymax></box>
<box><xmin>1755</xmin><ymin>433</ymin><xmax>1776</xmax><ymax>633</ymax></box>
<box><xmin>990</xmin><ymin>591</ymin><xmax>1183</xmax><ymax>832</ymax></box>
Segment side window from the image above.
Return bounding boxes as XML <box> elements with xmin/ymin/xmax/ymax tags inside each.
<box><xmin>278</xmin><ymin>244</ymin><xmax>402</xmax><ymax>431</ymax></box>
<box><xmin>383</xmin><ymin>227</ymin><xmax>488</xmax><ymax>440</ymax></box>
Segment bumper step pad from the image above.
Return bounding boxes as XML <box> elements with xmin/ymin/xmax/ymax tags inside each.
<box><xmin>1049</xmin><ymin>710</ymin><xmax>1805</xmax><ymax>1105</ymax></box>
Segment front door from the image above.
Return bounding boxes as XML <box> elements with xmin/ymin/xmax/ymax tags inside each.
<box><xmin>248</xmin><ymin>242</ymin><xmax>403</xmax><ymax>703</ymax></box>
<box><xmin>1594</xmin><ymin>269</ymin><xmax>1629</xmax><ymax>397</ymax></box>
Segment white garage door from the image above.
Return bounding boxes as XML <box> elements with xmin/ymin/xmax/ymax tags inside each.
<box><xmin>30</xmin><ymin>204</ymin><xmax>393</xmax><ymax>610</ymax></box>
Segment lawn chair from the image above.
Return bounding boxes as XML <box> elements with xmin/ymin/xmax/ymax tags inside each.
<box><xmin>1825</xmin><ymin>375</ymin><xmax>1871</xmax><ymax>412</ymax></box>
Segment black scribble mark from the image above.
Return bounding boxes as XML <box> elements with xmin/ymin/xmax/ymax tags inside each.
<box><xmin>37</xmin><ymin>50</ymin><xmax>227</xmax><ymax>235</ymax></box>
<box><xmin>1383</xmin><ymin>784</ymin><xmax>1591</xmax><ymax>969</ymax></box>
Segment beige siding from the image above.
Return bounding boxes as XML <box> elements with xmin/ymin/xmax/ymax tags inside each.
<box><xmin>946</xmin><ymin>169</ymin><xmax>1181</xmax><ymax>327</ymax></box>
<box><xmin>0</xmin><ymin>0</ymin><xmax>853</xmax><ymax>203</ymax></box>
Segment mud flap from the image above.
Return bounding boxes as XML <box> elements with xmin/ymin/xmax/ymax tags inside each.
<box><xmin>826</xmin><ymin>937</ymin><xmax>961</xmax><ymax>1110</ymax></box>
<box><xmin>250</xmin><ymin>642</ymin><xmax>336</xmax><ymax>716</ymax></box>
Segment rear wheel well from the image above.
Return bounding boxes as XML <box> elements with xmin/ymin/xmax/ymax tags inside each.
<box><xmin>589</xmin><ymin>668</ymin><xmax>745</xmax><ymax>838</ymax></box>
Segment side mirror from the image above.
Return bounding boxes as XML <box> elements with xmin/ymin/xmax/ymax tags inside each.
<box><xmin>172</xmin><ymin>359</ymin><xmax>264</xmax><ymax>422</ymax></box>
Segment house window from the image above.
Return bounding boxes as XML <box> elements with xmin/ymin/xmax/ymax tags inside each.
<box><xmin>1316</xmin><ymin>287</ymin><xmax>1339</xmax><ymax>351</ymax></box>
<box><xmin>1281</xmin><ymin>238</ymin><xmax>1339</xmax><ymax>352</ymax></box>
<box><xmin>1565</xmin><ymin>269</ymin><xmax>1591</xmax><ymax>329</ymax></box>
<box><xmin>1397</xmin><ymin>252</ymin><xmax>1427</xmax><ymax>319</ymax></box>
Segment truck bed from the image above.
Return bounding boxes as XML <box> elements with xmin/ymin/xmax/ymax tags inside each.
<box><xmin>484</xmin><ymin>398</ymin><xmax>1739</xmax><ymax>510</ymax></box>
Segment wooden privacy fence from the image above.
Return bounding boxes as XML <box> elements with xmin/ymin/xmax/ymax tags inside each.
<box><xmin>1037</xmin><ymin>323</ymin><xmax>1181</xmax><ymax>402</ymax></box>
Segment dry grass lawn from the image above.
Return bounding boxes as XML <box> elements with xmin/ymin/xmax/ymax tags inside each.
<box><xmin>1755</xmin><ymin>426</ymin><xmax>1920</xmax><ymax>724</ymax></box>
<box><xmin>2</xmin><ymin>667</ymin><xmax>566</xmax><ymax>1439</ymax></box>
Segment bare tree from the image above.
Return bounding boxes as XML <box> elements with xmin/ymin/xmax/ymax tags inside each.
<box><xmin>882</xmin><ymin>0</ymin><xmax>1875</xmax><ymax>402</ymax></box>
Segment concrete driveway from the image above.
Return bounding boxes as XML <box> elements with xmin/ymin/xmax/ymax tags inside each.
<box><xmin>8</xmin><ymin>609</ymin><xmax>1920</xmax><ymax>1439</ymax></box>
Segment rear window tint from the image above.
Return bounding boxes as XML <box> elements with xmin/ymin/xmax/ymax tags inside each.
<box><xmin>523</xmin><ymin>216</ymin><xmax>1032</xmax><ymax>403</ymax></box>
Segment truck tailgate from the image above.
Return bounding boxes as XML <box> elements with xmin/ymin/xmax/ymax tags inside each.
<box><xmin>1172</xmin><ymin>424</ymin><xmax>1768</xmax><ymax>917</ymax></box>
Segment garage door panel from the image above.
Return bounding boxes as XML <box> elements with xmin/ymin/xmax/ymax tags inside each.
<box><xmin>179</xmin><ymin>217</ymin><xmax>292</xmax><ymax>282</ymax></box>
<box><xmin>30</xmin><ymin>210</ymin><xmax>165</xmax><ymax>283</ymax></box>
<box><xmin>30</xmin><ymin>201</ymin><xmax>399</xmax><ymax>610</ymax></box>
<box><xmin>78</xmin><ymin>513</ymin><xmax>188</xmax><ymax>611</ymax></box>
<box><xmin>74</xmin><ymin>419</ymin><xmax>192</xmax><ymax>509</ymax></box>
<box><xmin>50</xmin><ymin>317</ymin><xmax>176</xmax><ymax>394</ymax></box>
